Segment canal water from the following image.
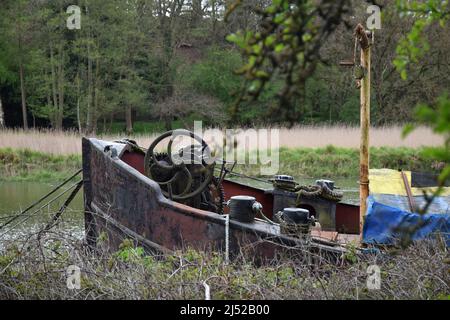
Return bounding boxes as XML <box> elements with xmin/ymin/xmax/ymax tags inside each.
<box><xmin>0</xmin><ymin>181</ymin><xmax>85</xmax><ymax>242</ymax></box>
<box><xmin>0</xmin><ymin>177</ymin><xmax>359</xmax><ymax>240</ymax></box>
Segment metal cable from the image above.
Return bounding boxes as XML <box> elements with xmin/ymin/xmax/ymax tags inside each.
<box><xmin>0</xmin><ymin>179</ymin><xmax>82</xmax><ymax>238</ymax></box>
<box><xmin>214</xmin><ymin>168</ymin><xmax>272</xmax><ymax>184</ymax></box>
<box><xmin>0</xmin><ymin>169</ymin><xmax>82</xmax><ymax>230</ymax></box>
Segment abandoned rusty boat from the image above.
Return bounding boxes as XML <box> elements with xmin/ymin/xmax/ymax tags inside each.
<box><xmin>82</xmin><ymin>129</ymin><xmax>366</xmax><ymax>260</ymax></box>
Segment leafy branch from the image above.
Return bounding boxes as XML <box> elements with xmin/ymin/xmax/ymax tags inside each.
<box><xmin>226</xmin><ymin>0</ymin><xmax>351</xmax><ymax>125</ymax></box>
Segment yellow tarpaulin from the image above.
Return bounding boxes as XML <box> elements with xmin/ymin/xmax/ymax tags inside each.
<box><xmin>369</xmin><ymin>169</ymin><xmax>450</xmax><ymax>196</ymax></box>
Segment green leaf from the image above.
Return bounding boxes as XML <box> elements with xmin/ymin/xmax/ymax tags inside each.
<box><xmin>275</xmin><ymin>43</ymin><xmax>285</xmax><ymax>53</ymax></box>
<box><xmin>302</xmin><ymin>33</ymin><xmax>312</xmax><ymax>42</ymax></box>
<box><xmin>264</xmin><ymin>35</ymin><xmax>276</xmax><ymax>47</ymax></box>
<box><xmin>438</xmin><ymin>166</ymin><xmax>450</xmax><ymax>184</ymax></box>
<box><xmin>400</xmin><ymin>69</ymin><xmax>407</xmax><ymax>80</ymax></box>
<box><xmin>402</xmin><ymin>123</ymin><xmax>415</xmax><ymax>138</ymax></box>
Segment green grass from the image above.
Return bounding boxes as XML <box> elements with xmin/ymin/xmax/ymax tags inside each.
<box><xmin>235</xmin><ymin>145</ymin><xmax>440</xmax><ymax>178</ymax></box>
<box><xmin>0</xmin><ymin>146</ymin><xmax>440</xmax><ymax>182</ymax></box>
<box><xmin>0</xmin><ymin>148</ymin><xmax>82</xmax><ymax>182</ymax></box>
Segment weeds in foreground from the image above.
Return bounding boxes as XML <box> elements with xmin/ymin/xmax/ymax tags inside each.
<box><xmin>0</xmin><ymin>226</ymin><xmax>448</xmax><ymax>300</ymax></box>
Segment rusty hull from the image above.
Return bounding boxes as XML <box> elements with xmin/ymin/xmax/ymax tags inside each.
<box><xmin>82</xmin><ymin>138</ymin><xmax>351</xmax><ymax>261</ymax></box>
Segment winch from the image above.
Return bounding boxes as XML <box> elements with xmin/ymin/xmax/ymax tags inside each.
<box><xmin>276</xmin><ymin>207</ymin><xmax>316</xmax><ymax>237</ymax></box>
<box><xmin>144</xmin><ymin>129</ymin><xmax>225</xmax><ymax>214</ymax></box>
<box><xmin>227</xmin><ymin>195</ymin><xmax>262</xmax><ymax>223</ymax></box>
<box><xmin>271</xmin><ymin>175</ymin><xmax>343</xmax><ymax>231</ymax></box>
<box><xmin>272</xmin><ymin>175</ymin><xmax>297</xmax><ymax>191</ymax></box>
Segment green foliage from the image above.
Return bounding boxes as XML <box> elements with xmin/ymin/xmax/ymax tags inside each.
<box><xmin>115</xmin><ymin>240</ymin><xmax>145</xmax><ymax>263</ymax></box>
<box><xmin>226</xmin><ymin>0</ymin><xmax>351</xmax><ymax>123</ymax></box>
<box><xmin>0</xmin><ymin>148</ymin><xmax>81</xmax><ymax>182</ymax></box>
<box><xmin>1</xmin><ymin>237</ymin><xmax>448</xmax><ymax>299</ymax></box>
<box><xmin>395</xmin><ymin>0</ymin><xmax>450</xmax><ymax>203</ymax></box>
<box><xmin>394</xmin><ymin>0</ymin><xmax>449</xmax><ymax>79</ymax></box>
<box><xmin>403</xmin><ymin>95</ymin><xmax>450</xmax><ymax>185</ymax></box>
<box><xmin>0</xmin><ymin>0</ymin><xmax>448</xmax><ymax>129</ymax></box>
<box><xmin>181</xmin><ymin>47</ymin><xmax>243</xmax><ymax>104</ymax></box>
<box><xmin>338</xmin><ymin>96</ymin><xmax>360</xmax><ymax>124</ymax></box>
<box><xmin>234</xmin><ymin>146</ymin><xmax>437</xmax><ymax>178</ymax></box>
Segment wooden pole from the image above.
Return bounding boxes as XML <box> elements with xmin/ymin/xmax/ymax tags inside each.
<box><xmin>355</xmin><ymin>24</ymin><xmax>372</xmax><ymax>235</ymax></box>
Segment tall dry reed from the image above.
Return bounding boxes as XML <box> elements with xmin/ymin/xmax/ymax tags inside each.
<box><xmin>0</xmin><ymin>125</ymin><xmax>443</xmax><ymax>155</ymax></box>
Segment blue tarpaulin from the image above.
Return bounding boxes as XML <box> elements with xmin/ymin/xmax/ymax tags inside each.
<box><xmin>363</xmin><ymin>196</ymin><xmax>450</xmax><ymax>246</ymax></box>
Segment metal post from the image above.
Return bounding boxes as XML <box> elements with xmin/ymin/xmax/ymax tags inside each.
<box><xmin>355</xmin><ymin>24</ymin><xmax>372</xmax><ymax>235</ymax></box>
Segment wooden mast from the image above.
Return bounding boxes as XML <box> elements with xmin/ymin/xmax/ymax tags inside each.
<box><xmin>355</xmin><ymin>24</ymin><xmax>372</xmax><ymax>235</ymax></box>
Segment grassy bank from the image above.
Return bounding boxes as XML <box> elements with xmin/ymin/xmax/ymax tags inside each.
<box><xmin>0</xmin><ymin>146</ymin><xmax>441</xmax><ymax>182</ymax></box>
<box><xmin>240</xmin><ymin>145</ymin><xmax>441</xmax><ymax>178</ymax></box>
<box><xmin>0</xmin><ymin>148</ymin><xmax>81</xmax><ymax>182</ymax></box>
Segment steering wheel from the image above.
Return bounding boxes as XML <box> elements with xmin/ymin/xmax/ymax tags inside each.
<box><xmin>144</xmin><ymin>129</ymin><xmax>215</xmax><ymax>200</ymax></box>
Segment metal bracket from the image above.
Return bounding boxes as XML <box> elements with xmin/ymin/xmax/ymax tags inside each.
<box><xmin>353</xmin><ymin>65</ymin><xmax>366</xmax><ymax>80</ymax></box>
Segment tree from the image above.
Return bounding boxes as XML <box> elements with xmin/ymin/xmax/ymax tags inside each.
<box><xmin>226</xmin><ymin>0</ymin><xmax>352</xmax><ymax>124</ymax></box>
<box><xmin>0</xmin><ymin>0</ymin><xmax>34</xmax><ymax>129</ymax></box>
<box><xmin>0</xmin><ymin>9</ymin><xmax>17</xmax><ymax>128</ymax></box>
<box><xmin>397</xmin><ymin>0</ymin><xmax>450</xmax><ymax>200</ymax></box>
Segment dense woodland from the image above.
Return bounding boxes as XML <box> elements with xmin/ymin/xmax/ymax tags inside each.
<box><xmin>0</xmin><ymin>0</ymin><xmax>449</xmax><ymax>133</ymax></box>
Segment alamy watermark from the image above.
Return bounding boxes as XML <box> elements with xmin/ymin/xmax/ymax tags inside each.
<box><xmin>66</xmin><ymin>265</ymin><xmax>81</xmax><ymax>290</ymax></box>
<box><xmin>168</xmin><ymin>121</ymin><xmax>279</xmax><ymax>176</ymax></box>
<box><xmin>366</xmin><ymin>264</ymin><xmax>381</xmax><ymax>290</ymax></box>
<box><xmin>64</xmin><ymin>3</ymin><xmax>380</xmax><ymax>31</ymax></box>
<box><xmin>66</xmin><ymin>5</ymin><xmax>81</xmax><ymax>30</ymax></box>
<box><xmin>366</xmin><ymin>5</ymin><xmax>382</xmax><ymax>30</ymax></box>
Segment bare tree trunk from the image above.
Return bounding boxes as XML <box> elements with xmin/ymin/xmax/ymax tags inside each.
<box><xmin>76</xmin><ymin>73</ymin><xmax>82</xmax><ymax>133</ymax></box>
<box><xmin>164</xmin><ymin>116</ymin><xmax>172</xmax><ymax>131</ymax></box>
<box><xmin>92</xmin><ymin>57</ymin><xmax>100</xmax><ymax>135</ymax></box>
<box><xmin>19</xmin><ymin>61</ymin><xmax>28</xmax><ymax>130</ymax></box>
<box><xmin>49</xmin><ymin>41</ymin><xmax>59</xmax><ymax>128</ymax></box>
<box><xmin>17</xmin><ymin>3</ymin><xmax>28</xmax><ymax>130</ymax></box>
<box><xmin>57</xmin><ymin>42</ymin><xmax>65</xmax><ymax>130</ymax></box>
<box><xmin>191</xmin><ymin>0</ymin><xmax>202</xmax><ymax>27</ymax></box>
<box><xmin>85</xmin><ymin>6</ymin><xmax>95</xmax><ymax>135</ymax></box>
<box><xmin>125</xmin><ymin>105</ymin><xmax>133</xmax><ymax>134</ymax></box>
<box><xmin>108</xmin><ymin>112</ymin><xmax>114</xmax><ymax>132</ymax></box>
<box><xmin>0</xmin><ymin>94</ymin><xmax>5</xmax><ymax>128</ymax></box>
<box><xmin>211</xmin><ymin>0</ymin><xmax>217</xmax><ymax>39</ymax></box>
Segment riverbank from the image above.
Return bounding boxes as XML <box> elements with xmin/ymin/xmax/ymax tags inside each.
<box><xmin>0</xmin><ymin>148</ymin><xmax>81</xmax><ymax>182</ymax></box>
<box><xmin>0</xmin><ymin>146</ymin><xmax>440</xmax><ymax>182</ymax></box>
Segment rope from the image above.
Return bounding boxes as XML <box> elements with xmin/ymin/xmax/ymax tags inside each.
<box><xmin>225</xmin><ymin>214</ymin><xmax>229</xmax><ymax>265</ymax></box>
<box><xmin>254</xmin><ymin>207</ymin><xmax>279</xmax><ymax>225</ymax></box>
<box><xmin>214</xmin><ymin>168</ymin><xmax>272</xmax><ymax>184</ymax></box>
<box><xmin>0</xmin><ymin>169</ymin><xmax>82</xmax><ymax>231</ymax></box>
<box><xmin>275</xmin><ymin>211</ymin><xmax>312</xmax><ymax>238</ymax></box>
<box><xmin>296</xmin><ymin>184</ymin><xmax>343</xmax><ymax>203</ymax></box>
<box><xmin>40</xmin><ymin>180</ymin><xmax>84</xmax><ymax>234</ymax></box>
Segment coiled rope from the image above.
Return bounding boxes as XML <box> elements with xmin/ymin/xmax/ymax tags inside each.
<box><xmin>272</xmin><ymin>179</ymin><xmax>344</xmax><ymax>202</ymax></box>
<box><xmin>297</xmin><ymin>184</ymin><xmax>344</xmax><ymax>202</ymax></box>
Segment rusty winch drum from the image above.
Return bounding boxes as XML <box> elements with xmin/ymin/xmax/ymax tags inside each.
<box><xmin>277</xmin><ymin>207</ymin><xmax>315</xmax><ymax>236</ymax></box>
<box><xmin>227</xmin><ymin>195</ymin><xmax>262</xmax><ymax>223</ymax></box>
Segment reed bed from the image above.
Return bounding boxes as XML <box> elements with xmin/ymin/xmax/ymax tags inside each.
<box><xmin>0</xmin><ymin>125</ymin><xmax>443</xmax><ymax>156</ymax></box>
